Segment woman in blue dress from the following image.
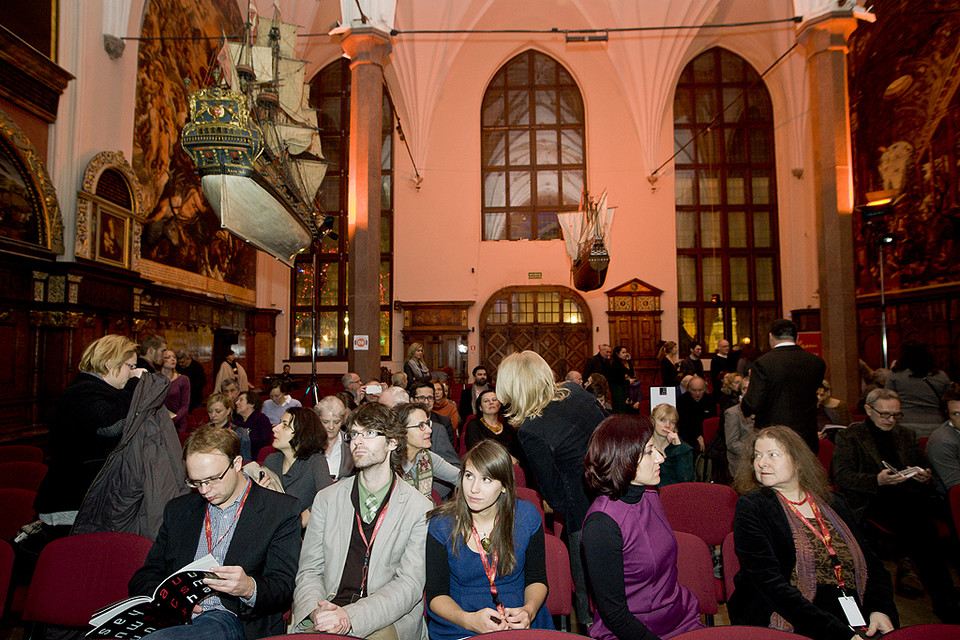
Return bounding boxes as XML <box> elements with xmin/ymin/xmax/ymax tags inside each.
<box><xmin>426</xmin><ymin>440</ymin><xmax>553</xmax><ymax>639</ymax></box>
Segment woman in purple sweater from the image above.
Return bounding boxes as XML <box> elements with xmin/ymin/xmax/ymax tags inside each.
<box><xmin>583</xmin><ymin>415</ymin><xmax>703</xmax><ymax>640</ymax></box>
<box><xmin>160</xmin><ymin>349</ymin><xmax>190</xmax><ymax>431</ymax></box>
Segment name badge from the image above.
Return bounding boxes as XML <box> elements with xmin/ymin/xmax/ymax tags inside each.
<box><xmin>839</xmin><ymin>595</ymin><xmax>866</xmax><ymax>627</ymax></box>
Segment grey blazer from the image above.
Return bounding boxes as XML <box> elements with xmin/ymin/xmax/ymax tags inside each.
<box><xmin>291</xmin><ymin>475</ymin><xmax>432</xmax><ymax>639</ymax></box>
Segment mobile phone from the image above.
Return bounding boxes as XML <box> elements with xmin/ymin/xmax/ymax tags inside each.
<box><xmin>364</xmin><ymin>384</ymin><xmax>382</xmax><ymax>394</ymax></box>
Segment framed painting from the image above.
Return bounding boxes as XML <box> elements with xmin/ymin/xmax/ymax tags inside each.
<box><xmin>95</xmin><ymin>206</ymin><xmax>128</xmax><ymax>267</ymax></box>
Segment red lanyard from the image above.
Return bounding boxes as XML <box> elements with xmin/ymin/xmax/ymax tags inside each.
<box><xmin>779</xmin><ymin>493</ymin><xmax>846</xmax><ymax>588</ymax></box>
<box><xmin>354</xmin><ymin>478</ymin><xmax>393</xmax><ymax>596</ymax></box>
<box><xmin>205</xmin><ymin>480</ymin><xmax>252</xmax><ymax>555</ymax></box>
<box><xmin>471</xmin><ymin>525</ymin><xmax>505</xmax><ymax>616</ymax></box>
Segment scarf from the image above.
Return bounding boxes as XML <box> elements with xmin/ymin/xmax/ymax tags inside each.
<box><xmin>402</xmin><ymin>449</ymin><xmax>434</xmax><ymax>498</ymax></box>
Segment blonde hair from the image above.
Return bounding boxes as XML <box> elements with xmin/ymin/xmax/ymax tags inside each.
<box><xmin>406</xmin><ymin>342</ymin><xmax>425</xmax><ymax>362</ymax></box>
<box><xmin>650</xmin><ymin>402</ymin><xmax>679</xmax><ymax>423</ymax></box>
<box><xmin>315</xmin><ymin>395</ymin><xmax>346</xmax><ymax>419</ymax></box>
<box><xmin>79</xmin><ymin>335</ymin><xmax>138</xmax><ymax>377</ymax></box>
<box><xmin>496</xmin><ymin>351</ymin><xmax>568</xmax><ymax>427</ymax></box>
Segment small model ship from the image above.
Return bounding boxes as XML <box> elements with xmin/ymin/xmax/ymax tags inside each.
<box><xmin>558</xmin><ymin>188</ymin><xmax>615</xmax><ymax>292</ymax></box>
<box><xmin>180</xmin><ymin>15</ymin><xmax>326</xmax><ymax>266</ymax></box>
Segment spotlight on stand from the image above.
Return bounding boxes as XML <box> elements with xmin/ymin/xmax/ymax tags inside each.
<box><xmin>855</xmin><ymin>189</ymin><xmax>901</xmax><ymax>369</ymax></box>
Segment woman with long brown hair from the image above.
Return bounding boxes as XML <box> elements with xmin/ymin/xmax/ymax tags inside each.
<box><xmin>425</xmin><ymin>440</ymin><xmax>551</xmax><ymax>639</ymax></box>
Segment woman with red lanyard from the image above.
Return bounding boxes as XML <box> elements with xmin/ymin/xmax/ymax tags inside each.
<box><xmin>730</xmin><ymin>426</ymin><xmax>898</xmax><ymax>640</ymax></box>
<box><xmin>425</xmin><ymin>440</ymin><xmax>552</xmax><ymax>639</ymax></box>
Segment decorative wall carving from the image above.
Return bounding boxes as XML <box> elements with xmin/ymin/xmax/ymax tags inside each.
<box><xmin>76</xmin><ymin>150</ymin><xmax>145</xmax><ymax>271</ymax></box>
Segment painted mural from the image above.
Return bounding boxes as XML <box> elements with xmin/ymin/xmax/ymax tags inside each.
<box><xmin>132</xmin><ymin>0</ymin><xmax>256</xmax><ymax>289</ymax></box>
<box><xmin>849</xmin><ymin>0</ymin><xmax>960</xmax><ymax>295</ymax></box>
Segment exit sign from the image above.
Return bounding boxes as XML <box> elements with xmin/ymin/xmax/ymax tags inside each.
<box><xmin>528</xmin><ymin>272</ymin><xmax>542</xmax><ymax>279</ymax></box>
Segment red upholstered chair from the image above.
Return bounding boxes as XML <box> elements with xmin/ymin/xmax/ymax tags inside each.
<box><xmin>431</xmin><ymin>488</ymin><xmax>442</xmax><ymax>506</ymax></box>
<box><xmin>259</xmin><ymin>635</ymin><xmax>365</xmax><ymax>639</ymax></box>
<box><xmin>517</xmin><ymin>487</ymin><xmax>545</xmax><ymax>529</ymax></box>
<box><xmin>258</xmin><ymin>445</ymin><xmax>279</xmax><ymax>465</ymax></box>
<box><xmin>702</xmin><ymin>417</ymin><xmax>721</xmax><ymax>447</ymax></box>
<box><xmin>816</xmin><ymin>438</ymin><xmax>834</xmax><ymax>479</ymax></box>
<box><xmin>0</xmin><ymin>445</ymin><xmax>43</xmax><ymax>464</ymax></box>
<box><xmin>0</xmin><ymin>538</ymin><xmax>13</xmax><ymax>617</ymax></box>
<box><xmin>672</xmin><ymin>626</ymin><xmax>810</xmax><ymax>639</ymax></box>
<box><xmin>917</xmin><ymin>437</ymin><xmax>929</xmax><ymax>457</ymax></box>
<box><xmin>674</xmin><ymin>531</ymin><xmax>718</xmax><ymax>618</ymax></box>
<box><xmin>660</xmin><ymin>482</ymin><xmax>737</xmax><ymax>547</ymax></box>
<box><xmin>543</xmin><ymin>531</ymin><xmax>573</xmax><ymax>630</ymax></box>
<box><xmin>22</xmin><ymin>532</ymin><xmax>154</xmax><ymax>629</ymax></box>
<box><xmin>513</xmin><ymin>464</ymin><xmax>526</xmax><ymax>488</ymax></box>
<box><xmin>466</xmin><ymin>630</ymin><xmax>598</xmax><ymax>640</ymax></box>
<box><xmin>0</xmin><ymin>461</ymin><xmax>48</xmax><ymax>492</ymax></box>
<box><xmin>721</xmin><ymin>531</ymin><xmax>739</xmax><ymax>601</ymax></box>
<box><xmin>0</xmin><ymin>488</ymin><xmax>37</xmax><ymax>540</ymax></box>
<box><xmin>881</xmin><ymin>625</ymin><xmax>960</xmax><ymax>639</ymax></box>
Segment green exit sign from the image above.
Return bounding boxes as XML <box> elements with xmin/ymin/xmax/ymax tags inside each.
<box><xmin>528</xmin><ymin>272</ymin><xmax>542</xmax><ymax>279</ymax></box>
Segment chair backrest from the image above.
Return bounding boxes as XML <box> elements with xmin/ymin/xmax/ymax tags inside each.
<box><xmin>816</xmin><ymin>439</ymin><xmax>834</xmax><ymax>479</ymax></box>
<box><xmin>516</xmin><ymin>487</ymin><xmax>545</xmax><ymax>529</ymax></box>
<box><xmin>0</xmin><ymin>461</ymin><xmax>48</xmax><ymax>492</ymax></box>
<box><xmin>460</xmin><ymin>630</ymin><xmax>594</xmax><ymax>640</ymax></box>
<box><xmin>672</xmin><ymin>626</ymin><xmax>811</xmax><ymax>639</ymax></box>
<box><xmin>0</xmin><ymin>539</ymin><xmax>13</xmax><ymax>618</ymax></box>
<box><xmin>258</xmin><ymin>445</ymin><xmax>279</xmax><ymax>465</ymax></box>
<box><xmin>0</xmin><ymin>445</ymin><xmax>43</xmax><ymax>464</ymax></box>
<box><xmin>543</xmin><ymin>532</ymin><xmax>572</xmax><ymax>616</ymax></box>
<box><xmin>702</xmin><ymin>417</ymin><xmax>721</xmax><ymax>444</ymax></box>
<box><xmin>23</xmin><ymin>531</ymin><xmax>155</xmax><ymax>626</ymax></box>
<box><xmin>431</xmin><ymin>488</ymin><xmax>442</xmax><ymax>506</ymax></box>
<box><xmin>660</xmin><ymin>482</ymin><xmax>738</xmax><ymax>547</ymax></box>
<box><xmin>513</xmin><ymin>464</ymin><xmax>526</xmax><ymax>488</ymax></box>
<box><xmin>674</xmin><ymin>530</ymin><xmax>718</xmax><ymax>615</ymax></box>
<box><xmin>881</xmin><ymin>624</ymin><xmax>960</xmax><ymax>639</ymax></box>
<box><xmin>721</xmin><ymin>530</ymin><xmax>739</xmax><ymax>601</ymax></box>
<box><xmin>917</xmin><ymin>437</ymin><xmax>929</xmax><ymax>457</ymax></box>
<box><xmin>0</xmin><ymin>488</ymin><xmax>37</xmax><ymax>540</ymax></box>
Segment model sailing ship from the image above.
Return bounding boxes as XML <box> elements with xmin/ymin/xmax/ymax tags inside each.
<box><xmin>558</xmin><ymin>188</ymin><xmax>616</xmax><ymax>292</ymax></box>
<box><xmin>180</xmin><ymin>16</ymin><xmax>326</xmax><ymax>266</ymax></box>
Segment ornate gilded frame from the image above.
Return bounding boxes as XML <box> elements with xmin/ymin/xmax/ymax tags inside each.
<box><xmin>75</xmin><ymin>150</ymin><xmax>144</xmax><ymax>270</ymax></box>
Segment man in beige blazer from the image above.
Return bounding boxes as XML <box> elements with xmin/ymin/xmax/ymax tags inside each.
<box><xmin>291</xmin><ymin>403</ymin><xmax>432</xmax><ymax>640</ymax></box>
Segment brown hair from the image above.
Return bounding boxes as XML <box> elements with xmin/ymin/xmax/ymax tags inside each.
<box><xmin>584</xmin><ymin>415</ymin><xmax>655</xmax><ymax>499</ymax></box>
<box><xmin>184</xmin><ymin>423</ymin><xmax>241</xmax><ymax>461</ymax></box>
<box><xmin>428</xmin><ymin>440</ymin><xmax>518</xmax><ymax>576</ymax></box>
<box><xmin>345</xmin><ymin>402</ymin><xmax>406</xmax><ymax>476</ymax></box>
<box><xmin>732</xmin><ymin>426</ymin><xmax>833</xmax><ymax>503</ymax></box>
<box><xmin>287</xmin><ymin>407</ymin><xmax>325</xmax><ymax>460</ymax></box>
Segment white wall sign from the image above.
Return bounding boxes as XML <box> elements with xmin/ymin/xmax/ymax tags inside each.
<box><xmin>353</xmin><ymin>335</ymin><xmax>369</xmax><ymax>351</ymax></box>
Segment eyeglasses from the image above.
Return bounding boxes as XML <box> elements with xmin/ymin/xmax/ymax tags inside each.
<box><xmin>124</xmin><ymin>362</ymin><xmax>137</xmax><ymax>370</ymax></box>
<box><xmin>406</xmin><ymin>420</ymin><xmax>432</xmax><ymax>432</ymax></box>
<box><xmin>868</xmin><ymin>407</ymin><xmax>903</xmax><ymax>420</ymax></box>
<box><xmin>342</xmin><ymin>428</ymin><xmax>385</xmax><ymax>442</ymax></box>
<box><xmin>185</xmin><ymin>464</ymin><xmax>232</xmax><ymax>489</ymax></box>
<box><xmin>414</xmin><ymin>395</ymin><xmax>434</xmax><ymax>402</ymax></box>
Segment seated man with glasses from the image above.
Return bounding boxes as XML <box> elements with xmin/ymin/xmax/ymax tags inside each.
<box><xmin>291</xmin><ymin>402</ymin><xmax>433</xmax><ymax>640</ymax></box>
<box><xmin>834</xmin><ymin>388</ymin><xmax>960</xmax><ymax>622</ymax></box>
<box><xmin>129</xmin><ymin>424</ymin><xmax>302</xmax><ymax>639</ymax></box>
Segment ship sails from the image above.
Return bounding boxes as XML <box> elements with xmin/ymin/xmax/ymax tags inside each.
<box><xmin>557</xmin><ymin>189</ymin><xmax>615</xmax><ymax>292</ymax></box>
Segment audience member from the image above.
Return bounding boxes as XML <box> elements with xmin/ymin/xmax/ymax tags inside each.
<box><xmin>361</xmin><ymin>379</ymin><xmax>383</xmax><ymax>404</ymax></box>
<box><xmin>609</xmin><ymin>346</ymin><xmax>635</xmax><ymax>413</ymax></box>
<box><xmin>315</xmin><ymin>395</ymin><xmax>354</xmax><ymax>480</ymax></box>
<box><xmin>378</xmin><ymin>385</ymin><xmax>410</xmax><ymax>408</ymax></box>
<box><xmin>136</xmin><ymin>333</ymin><xmax>166</xmax><ymax>373</ymax></box>
<box><xmin>497</xmin><ymin>350</ymin><xmax>607</xmax><ymax>630</ymax></box>
<box><xmin>275</xmin><ymin>364</ymin><xmax>299</xmax><ymax>390</ymax></box>
<box><xmin>730</xmin><ymin>426</ymin><xmax>897</xmax><ymax>639</ymax></box>
<box><xmin>426</xmin><ymin>440</ymin><xmax>552</xmax><ymax>638</ymax></box>
<box><xmin>736</xmin><ymin>341</ymin><xmax>759</xmax><ymax>377</ymax></box>
<box><xmin>724</xmin><ymin>374</ymin><xmax>755</xmax><ymax>477</ymax></box>
<box><xmin>564</xmin><ymin>370</ymin><xmax>584</xmax><ymax>386</ymax></box>
<box><xmin>582</xmin><ymin>415</ymin><xmax>704</xmax><ymax>640</ymax></box>
<box><xmin>816</xmin><ymin>379</ymin><xmax>851</xmax><ymax>438</ymax></box>
<box><xmin>678</xmin><ymin>340</ymin><xmax>705</xmax><ymax>380</ymax></box>
<box><xmin>206</xmin><ymin>393</ymin><xmax>251</xmax><ymax>463</ymax></box>
<box><xmin>220</xmin><ymin>379</ymin><xmax>240</xmax><ymax>405</ymax></box>
<box><xmin>926</xmin><ymin>383</ymin><xmax>960</xmax><ymax>494</ymax></box>
<box><xmin>587</xmin><ymin>373</ymin><xmax>613</xmax><ymax>412</ymax></box>
<box><xmin>459</xmin><ymin>365</ymin><xmax>491</xmax><ymax>423</ymax></box>
<box><xmin>584</xmin><ymin>344</ymin><xmax>614</xmax><ymax>382</ymax></box>
<box><xmin>709</xmin><ymin>339</ymin><xmax>737</xmax><ymax>395</ymax></box>
<box><xmin>463</xmin><ymin>389</ymin><xmax>522</xmax><ymax>464</ymax></box>
<box><xmin>176</xmin><ymin>349</ymin><xmax>206</xmax><ymax>410</ymax></box>
<box><xmin>657</xmin><ymin>340</ymin><xmax>681</xmax><ymax>387</ymax></box>
<box><xmin>390</xmin><ymin>371</ymin><xmax>408</xmax><ymax>390</ymax></box>
<box><xmin>234</xmin><ymin>391</ymin><xmax>272</xmax><ymax>462</ymax></box>
<box><xmin>649</xmin><ymin>403</ymin><xmax>694</xmax><ymax>486</ymax></box>
<box><xmin>160</xmin><ymin>348</ymin><xmax>190</xmax><ymax>431</ymax></box>
<box><xmin>858</xmin><ymin>362</ymin><xmax>890</xmax><ymax>413</ymax></box>
<box><xmin>35</xmin><ymin>335</ymin><xmax>145</xmax><ymax>531</ymax></box>
<box><xmin>214</xmin><ymin>350</ymin><xmax>249</xmax><ymax>393</ymax></box>
<box><xmin>290</xmin><ymin>403</ymin><xmax>432</xmax><ymax>638</ymax></box>
<box><xmin>432</xmin><ymin>379</ymin><xmax>461</xmax><ymax>438</ymax></box>
<box><xmin>404</xmin><ymin>342</ymin><xmax>432</xmax><ymax>386</ymax></box>
<box><xmin>260</xmin><ymin>407</ymin><xmax>332</xmax><ymax>528</ymax></box>
<box><xmin>129</xmin><ymin>425</ymin><xmax>301</xmax><ymax>640</ymax></box>
<box><xmin>834</xmin><ymin>388</ymin><xmax>960</xmax><ymax>622</ymax></box>
<box><xmin>398</xmin><ymin>402</ymin><xmax>459</xmax><ymax>499</ymax></box>
<box><xmin>717</xmin><ymin>372</ymin><xmax>743</xmax><ymax>416</ymax></box>
<box><xmin>676</xmin><ymin>376</ymin><xmax>715</xmax><ymax>452</ymax></box>
<box><xmin>885</xmin><ymin>340</ymin><xmax>950</xmax><ymax>437</ymax></box>
<box><xmin>262</xmin><ymin>380</ymin><xmax>302</xmax><ymax>426</ymax></box>
<box><xmin>411</xmin><ymin>381</ymin><xmax>461</xmax><ymax>468</ymax></box>
<box><xmin>741</xmin><ymin>319</ymin><xmax>826</xmax><ymax>452</ymax></box>
<box><xmin>340</xmin><ymin>372</ymin><xmax>362</xmax><ymax>410</ymax></box>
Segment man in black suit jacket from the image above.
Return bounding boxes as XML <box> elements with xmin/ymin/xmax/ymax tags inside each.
<box><xmin>129</xmin><ymin>425</ymin><xmax>301</xmax><ymax>640</ymax></box>
<box><xmin>582</xmin><ymin>344</ymin><xmax>613</xmax><ymax>381</ymax></box>
<box><xmin>458</xmin><ymin>365</ymin><xmax>490</xmax><ymax>423</ymax></box>
<box><xmin>741</xmin><ymin>319</ymin><xmax>826</xmax><ymax>452</ymax></box>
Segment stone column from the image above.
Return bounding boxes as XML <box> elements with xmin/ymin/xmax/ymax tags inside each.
<box><xmin>798</xmin><ymin>15</ymin><xmax>860</xmax><ymax>409</ymax></box>
<box><xmin>340</xmin><ymin>28</ymin><xmax>391</xmax><ymax>380</ymax></box>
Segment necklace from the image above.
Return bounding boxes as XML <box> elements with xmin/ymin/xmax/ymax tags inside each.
<box><xmin>481</xmin><ymin>416</ymin><xmax>503</xmax><ymax>434</ymax></box>
<box><xmin>781</xmin><ymin>490</ymin><xmax>809</xmax><ymax>506</ymax></box>
<box><xmin>477</xmin><ymin>531</ymin><xmax>492</xmax><ymax>552</ymax></box>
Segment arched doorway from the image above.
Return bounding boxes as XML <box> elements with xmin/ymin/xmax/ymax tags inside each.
<box><xmin>480</xmin><ymin>286</ymin><xmax>592</xmax><ymax>380</ymax></box>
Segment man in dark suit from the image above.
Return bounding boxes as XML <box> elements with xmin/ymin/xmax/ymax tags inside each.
<box><xmin>458</xmin><ymin>364</ymin><xmax>490</xmax><ymax>423</ymax></box>
<box><xmin>741</xmin><ymin>318</ymin><xmax>826</xmax><ymax>452</ymax></box>
<box><xmin>582</xmin><ymin>344</ymin><xmax>613</xmax><ymax>381</ymax></box>
<box><xmin>129</xmin><ymin>425</ymin><xmax>301</xmax><ymax>639</ymax></box>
